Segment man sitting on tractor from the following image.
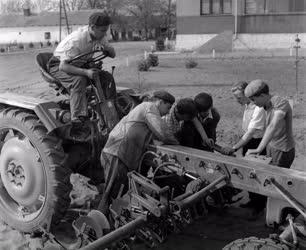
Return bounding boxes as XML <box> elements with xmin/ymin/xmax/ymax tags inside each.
<box><xmin>99</xmin><ymin>90</ymin><xmax>178</xmax><ymax>214</ymax></box>
<box><xmin>48</xmin><ymin>12</ymin><xmax>116</xmax><ymax>138</ymax></box>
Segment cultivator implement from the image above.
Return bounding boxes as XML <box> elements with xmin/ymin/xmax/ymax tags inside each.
<box><xmin>47</xmin><ymin>144</ymin><xmax>306</xmax><ymax>250</ymax></box>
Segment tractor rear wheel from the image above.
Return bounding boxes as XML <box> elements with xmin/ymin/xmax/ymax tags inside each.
<box><xmin>0</xmin><ymin>107</ymin><xmax>72</xmax><ymax>232</ymax></box>
<box><xmin>223</xmin><ymin>237</ymin><xmax>291</xmax><ymax>250</ymax></box>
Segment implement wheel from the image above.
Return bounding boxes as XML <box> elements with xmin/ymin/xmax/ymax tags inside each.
<box><xmin>0</xmin><ymin>108</ymin><xmax>72</xmax><ymax>232</ymax></box>
<box><xmin>223</xmin><ymin>237</ymin><xmax>291</xmax><ymax>250</ymax></box>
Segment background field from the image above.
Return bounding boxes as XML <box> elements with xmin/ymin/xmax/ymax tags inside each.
<box><xmin>0</xmin><ymin>41</ymin><xmax>305</xmax><ymax>249</ymax></box>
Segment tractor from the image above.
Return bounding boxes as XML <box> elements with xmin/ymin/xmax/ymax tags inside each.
<box><xmin>0</xmin><ymin>50</ymin><xmax>139</xmax><ymax>234</ymax></box>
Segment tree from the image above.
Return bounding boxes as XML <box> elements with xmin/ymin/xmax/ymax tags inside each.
<box><xmin>159</xmin><ymin>0</ymin><xmax>176</xmax><ymax>39</ymax></box>
<box><xmin>0</xmin><ymin>0</ymin><xmax>23</xmax><ymax>14</ymax></box>
<box><xmin>65</xmin><ymin>0</ymin><xmax>86</xmax><ymax>11</ymax></box>
<box><xmin>124</xmin><ymin>0</ymin><xmax>162</xmax><ymax>40</ymax></box>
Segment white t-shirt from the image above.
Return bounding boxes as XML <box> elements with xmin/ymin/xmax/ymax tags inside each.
<box><xmin>54</xmin><ymin>25</ymin><xmax>110</xmax><ymax>61</ymax></box>
<box><xmin>242</xmin><ymin>103</ymin><xmax>266</xmax><ymax>139</ymax></box>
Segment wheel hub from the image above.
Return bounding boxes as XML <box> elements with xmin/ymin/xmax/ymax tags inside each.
<box><xmin>6</xmin><ymin>160</ymin><xmax>25</xmax><ymax>187</ymax></box>
<box><xmin>0</xmin><ymin>136</ymin><xmax>45</xmax><ymax>207</ymax></box>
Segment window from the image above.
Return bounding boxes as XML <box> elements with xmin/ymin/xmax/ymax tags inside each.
<box><xmin>201</xmin><ymin>0</ymin><xmax>232</xmax><ymax>15</ymax></box>
<box><xmin>245</xmin><ymin>0</ymin><xmax>306</xmax><ymax>14</ymax></box>
<box><xmin>44</xmin><ymin>32</ymin><xmax>51</xmax><ymax>40</ymax></box>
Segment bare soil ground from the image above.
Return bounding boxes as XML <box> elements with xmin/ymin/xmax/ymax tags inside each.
<box><xmin>0</xmin><ymin>41</ymin><xmax>305</xmax><ymax>249</ymax></box>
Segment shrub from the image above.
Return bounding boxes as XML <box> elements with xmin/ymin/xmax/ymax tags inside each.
<box><xmin>137</xmin><ymin>58</ymin><xmax>150</xmax><ymax>72</ymax></box>
<box><xmin>0</xmin><ymin>48</ymin><xmax>5</xmax><ymax>53</ymax></box>
<box><xmin>46</xmin><ymin>41</ymin><xmax>52</xmax><ymax>47</ymax></box>
<box><xmin>148</xmin><ymin>53</ymin><xmax>159</xmax><ymax>67</ymax></box>
<box><xmin>133</xmin><ymin>36</ymin><xmax>141</xmax><ymax>41</ymax></box>
<box><xmin>185</xmin><ymin>58</ymin><xmax>198</xmax><ymax>69</ymax></box>
<box><xmin>166</xmin><ymin>42</ymin><xmax>172</xmax><ymax>51</ymax></box>
<box><xmin>28</xmin><ymin>42</ymin><xmax>34</xmax><ymax>48</ymax></box>
<box><xmin>18</xmin><ymin>44</ymin><xmax>24</xmax><ymax>49</ymax></box>
<box><xmin>155</xmin><ymin>37</ymin><xmax>165</xmax><ymax>51</ymax></box>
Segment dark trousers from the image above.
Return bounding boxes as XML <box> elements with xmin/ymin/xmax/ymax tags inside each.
<box><xmin>242</xmin><ymin>138</ymin><xmax>266</xmax><ymax>156</ymax></box>
<box><xmin>48</xmin><ymin>58</ymin><xmax>116</xmax><ymax>121</ymax></box>
<box><xmin>267</xmin><ymin>146</ymin><xmax>295</xmax><ymax>169</ymax></box>
<box><xmin>243</xmin><ymin>138</ymin><xmax>267</xmax><ymax>212</ymax></box>
<box><xmin>99</xmin><ymin>152</ymin><xmax>129</xmax><ymax>214</ymax></box>
<box><xmin>178</xmin><ymin>119</ymin><xmax>216</xmax><ymax>151</ymax></box>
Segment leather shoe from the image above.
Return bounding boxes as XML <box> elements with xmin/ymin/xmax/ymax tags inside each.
<box><xmin>70</xmin><ymin>119</ymin><xmax>90</xmax><ymax>141</ymax></box>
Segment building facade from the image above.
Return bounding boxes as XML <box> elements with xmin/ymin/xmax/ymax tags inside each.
<box><xmin>176</xmin><ymin>0</ymin><xmax>306</xmax><ymax>50</ymax></box>
<box><xmin>0</xmin><ymin>10</ymin><xmax>153</xmax><ymax>46</ymax></box>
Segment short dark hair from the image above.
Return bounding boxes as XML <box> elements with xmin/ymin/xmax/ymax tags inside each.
<box><xmin>176</xmin><ymin>98</ymin><xmax>197</xmax><ymax>118</ymax></box>
<box><xmin>194</xmin><ymin>92</ymin><xmax>213</xmax><ymax>112</ymax></box>
<box><xmin>89</xmin><ymin>12</ymin><xmax>112</xmax><ymax>26</ymax></box>
<box><xmin>153</xmin><ymin>90</ymin><xmax>175</xmax><ymax>104</ymax></box>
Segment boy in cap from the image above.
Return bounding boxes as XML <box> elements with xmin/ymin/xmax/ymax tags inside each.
<box><xmin>245</xmin><ymin>79</ymin><xmax>295</xmax><ymax>168</ymax></box>
<box><xmin>48</xmin><ymin>12</ymin><xmax>116</xmax><ymax>138</ymax></box>
<box><xmin>178</xmin><ymin>92</ymin><xmax>220</xmax><ymax>151</ymax></box>
<box><xmin>99</xmin><ymin>90</ymin><xmax>178</xmax><ymax>213</ymax></box>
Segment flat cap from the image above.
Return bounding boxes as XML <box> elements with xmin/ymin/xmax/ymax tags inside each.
<box><xmin>89</xmin><ymin>12</ymin><xmax>112</xmax><ymax>26</ymax></box>
<box><xmin>153</xmin><ymin>90</ymin><xmax>175</xmax><ymax>104</ymax></box>
<box><xmin>245</xmin><ymin>79</ymin><xmax>267</xmax><ymax>98</ymax></box>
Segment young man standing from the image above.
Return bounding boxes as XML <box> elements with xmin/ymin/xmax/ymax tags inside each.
<box><xmin>230</xmin><ymin>81</ymin><xmax>267</xmax><ymax>213</ymax></box>
<box><xmin>99</xmin><ymin>90</ymin><xmax>177</xmax><ymax>213</ymax></box>
<box><xmin>49</xmin><ymin>12</ymin><xmax>116</xmax><ymax>136</ymax></box>
<box><xmin>230</xmin><ymin>81</ymin><xmax>266</xmax><ymax>155</ymax></box>
<box><xmin>245</xmin><ymin>79</ymin><xmax>295</xmax><ymax>168</ymax></box>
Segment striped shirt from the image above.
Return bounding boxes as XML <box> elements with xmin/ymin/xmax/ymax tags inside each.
<box><xmin>162</xmin><ymin>104</ymin><xmax>182</xmax><ymax>142</ymax></box>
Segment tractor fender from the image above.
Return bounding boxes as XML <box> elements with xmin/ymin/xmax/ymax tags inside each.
<box><xmin>0</xmin><ymin>92</ymin><xmax>66</xmax><ymax>133</ymax></box>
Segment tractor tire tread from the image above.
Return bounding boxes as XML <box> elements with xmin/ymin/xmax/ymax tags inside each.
<box><xmin>223</xmin><ymin>237</ymin><xmax>291</xmax><ymax>250</ymax></box>
<box><xmin>0</xmin><ymin>107</ymin><xmax>72</xmax><ymax>232</ymax></box>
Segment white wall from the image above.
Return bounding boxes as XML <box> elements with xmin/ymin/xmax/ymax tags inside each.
<box><xmin>176</xmin><ymin>33</ymin><xmax>306</xmax><ymax>50</ymax></box>
<box><xmin>0</xmin><ymin>25</ymin><xmax>83</xmax><ymax>45</ymax></box>
<box><xmin>233</xmin><ymin>33</ymin><xmax>306</xmax><ymax>49</ymax></box>
<box><xmin>175</xmin><ymin>34</ymin><xmax>217</xmax><ymax>50</ymax></box>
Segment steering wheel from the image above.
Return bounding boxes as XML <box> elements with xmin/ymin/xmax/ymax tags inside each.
<box><xmin>67</xmin><ymin>50</ymin><xmax>108</xmax><ymax>68</ymax></box>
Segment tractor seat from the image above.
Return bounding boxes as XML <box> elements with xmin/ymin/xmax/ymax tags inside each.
<box><xmin>36</xmin><ymin>52</ymin><xmax>68</xmax><ymax>96</ymax></box>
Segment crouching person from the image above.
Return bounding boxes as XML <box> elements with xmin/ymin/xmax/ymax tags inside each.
<box><xmin>99</xmin><ymin>90</ymin><xmax>178</xmax><ymax>214</ymax></box>
<box><xmin>178</xmin><ymin>93</ymin><xmax>220</xmax><ymax>151</ymax></box>
<box><xmin>163</xmin><ymin>98</ymin><xmax>214</xmax><ymax>148</ymax></box>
